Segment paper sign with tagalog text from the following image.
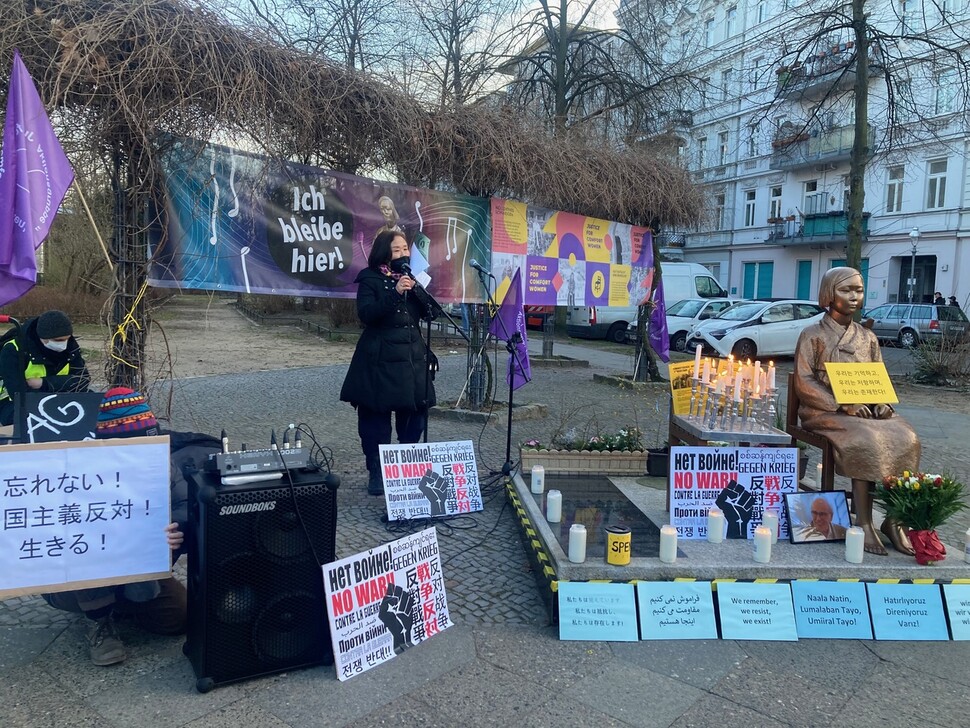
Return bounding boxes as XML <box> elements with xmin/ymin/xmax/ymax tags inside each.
<box><xmin>791</xmin><ymin>581</ymin><xmax>872</xmax><ymax>639</ymax></box>
<box><xmin>823</xmin><ymin>362</ymin><xmax>898</xmax><ymax>404</ymax></box>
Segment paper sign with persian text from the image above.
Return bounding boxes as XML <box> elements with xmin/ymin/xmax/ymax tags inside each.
<box><xmin>558</xmin><ymin>582</ymin><xmax>639</xmax><ymax>641</ymax></box>
<box><xmin>323</xmin><ymin>527</ymin><xmax>452</xmax><ymax>680</ymax></box>
<box><xmin>717</xmin><ymin>582</ymin><xmax>798</xmax><ymax>641</ymax></box>
<box><xmin>0</xmin><ymin>437</ymin><xmax>172</xmax><ymax>599</ymax></box>
<box><xmin>669</xmin><ymin>446</ymin><xmax>797</xmax><ymax>540</ymax></box>
<box><xmin>823</xmin><ymin>361</ymin><xmax>898</xmax><ymax>404</ymax></box>
<box><xmin>379</xmin><ymin>440</ymin><xmax>483</xmax><ymax>521</ymax></box>
<box><xmin>637</xmin><ymin>581</ymin><xmax>718</xmax><ymax>639</ymax></box>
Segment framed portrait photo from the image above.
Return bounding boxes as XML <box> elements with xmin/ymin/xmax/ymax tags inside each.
<box><xmin>784</xmin><ymin>491</ymin><xmax>851</xmax><ymax>544</ymax></box>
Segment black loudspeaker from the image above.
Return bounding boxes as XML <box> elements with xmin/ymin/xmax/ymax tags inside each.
<box><xmin>184</xmin><ymin>470</ymin><xmax>337</xmax><ymax>692</ymax></box>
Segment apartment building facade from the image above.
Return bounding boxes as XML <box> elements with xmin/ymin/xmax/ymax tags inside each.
<box><xmin>633</xmin><ymin>0</ymin><xmax>970</xmax><ymax>308</ymax></box>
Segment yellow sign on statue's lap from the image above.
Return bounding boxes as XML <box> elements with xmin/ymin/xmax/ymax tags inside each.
<box><xmin>823</xmin><ymin>361</ymin><xmax>899</xmax><ymax>404</ymax></box>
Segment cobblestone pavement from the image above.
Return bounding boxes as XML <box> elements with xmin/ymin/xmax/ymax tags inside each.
<box><xmin>3</xmin><ymin>304</ymin><xmax>970</xmax><ymax>727</ymax></box>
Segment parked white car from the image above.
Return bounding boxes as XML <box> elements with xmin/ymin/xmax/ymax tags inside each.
<box><xmin>686</xmin><ymin>299</ymin><xmax>826</xmax><ymax>359</ymax></box>
<box><xmin>626</xmin><ymin>297</ymin><xmax>734</xmax><ymax>351</ymax></box>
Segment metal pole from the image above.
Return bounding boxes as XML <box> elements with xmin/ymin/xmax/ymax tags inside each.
<box><xmin>908</xmin><ymin>242</ymin><xmax>917</xmax><ymax>303</ymax></box>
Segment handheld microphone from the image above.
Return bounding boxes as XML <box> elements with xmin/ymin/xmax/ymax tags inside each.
<box><xmin>469</xmin><ymin>259</ymin><xmax>495</xmax><ymax>278</ymax></box>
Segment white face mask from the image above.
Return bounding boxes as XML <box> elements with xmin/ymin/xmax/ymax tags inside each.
<box><xmin>43</xmin><ymin>340</ymin><xmax>69</xmax><ymax>353</ymax></box>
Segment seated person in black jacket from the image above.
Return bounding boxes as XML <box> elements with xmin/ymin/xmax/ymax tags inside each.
<box><xmin>0</xmin><ymin>310</ymin><xmax>90</xmax><ymax>425</ymax></box>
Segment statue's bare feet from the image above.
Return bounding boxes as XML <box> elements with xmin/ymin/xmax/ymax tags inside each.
<box><xmin>860</xmin><ymin>523</ymin><xmax>888</xmax><ymax>555</ymax></box>
<box><xmin>881</xmin><ymin>518</ymin><xmax>915</xmax><ymax>555</ymax></box>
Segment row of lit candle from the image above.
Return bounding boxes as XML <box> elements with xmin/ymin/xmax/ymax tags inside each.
<box><xmin>693</xmin><ymin>347</ymin><xmax>776</xmax><ymax>392</ymax></box>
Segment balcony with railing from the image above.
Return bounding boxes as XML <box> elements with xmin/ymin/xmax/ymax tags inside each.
<box><xmin>775</xmin><ymin>42</ymin><xmax>882</xmax><ymax>101</ymax></box>
<box><xmin>769</xmin><ymin>123</ymin><xmax>872</xmax><ymax>171</ymax></box>
<box><xmin>766</xmin><ymin>211</ymin><xmax>870</xmax><ymax>247</ymax></box>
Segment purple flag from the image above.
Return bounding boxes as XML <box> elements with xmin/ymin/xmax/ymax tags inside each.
<box><xmin>0</xmin><ymin>50</ymin><xmax>75</xmax><ymax>307</ymax></box>
<box><xmin>489</xmin><ymin>268</ymin><xmax>531</xmax><ymax>391</ymax></box>
<box><xmin>649</xmin><ymin>277</ymin><xmax>670</xmax><ymax>363</ymax></box>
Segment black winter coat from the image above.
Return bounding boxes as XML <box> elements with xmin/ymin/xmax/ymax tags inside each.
<box><xmin>340</xmin><ymin>268</ymin><xmax>436</xmax><ymax>412</ymax></box>
<box><xmin>0</xmin><ymin>317</ymin><xmax>90</xmax><ymax>400</ymax></box>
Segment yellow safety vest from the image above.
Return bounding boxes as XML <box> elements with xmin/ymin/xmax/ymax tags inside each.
<box><xmin>0</xmin><ymin>339</ymin><xmax>71</xmax><ymax>402</ymax></box>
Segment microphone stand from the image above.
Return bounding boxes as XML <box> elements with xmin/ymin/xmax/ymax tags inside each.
<box><xmin>475</xmin><ymin>270</ymin><xmax>529</xmax><ymax>476</ymax></box>
<box><xmin>405</xmin><ymin>279</ymin><xmax>470</xmax><ymax>443</ymax></box>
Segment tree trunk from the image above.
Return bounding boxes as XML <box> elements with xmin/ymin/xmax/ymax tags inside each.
<box><xmin>846</xmin><ymin>0</ymin><xmax>869</xmax><ymax>273</ymax></box>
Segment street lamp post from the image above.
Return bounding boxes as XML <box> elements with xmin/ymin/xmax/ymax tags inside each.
<box><xmin>908</xmin><ymin>227</ymin><xmax>920</xmax><ymax>304</ymax></box>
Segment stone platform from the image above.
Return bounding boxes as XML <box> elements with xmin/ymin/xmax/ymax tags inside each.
<box><xmin>511</xmin><ymin>473</ymin><xmax>970</xmax><ymax>584</ymax></box>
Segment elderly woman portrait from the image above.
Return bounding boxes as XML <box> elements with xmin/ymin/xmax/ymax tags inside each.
<box><xmin>793</xmin><ymin>266</ymin><xmax>921</xmax><ymax>555</ymax></box>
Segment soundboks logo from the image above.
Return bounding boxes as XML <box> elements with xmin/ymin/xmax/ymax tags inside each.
<box><xmin>218</xmin><ymin>501</ymin><xmax>277</xmax><ymax>516</ymax></box>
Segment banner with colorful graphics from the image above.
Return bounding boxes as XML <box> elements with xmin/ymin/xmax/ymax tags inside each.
<box><xmin>669</xmin><ymin>446</ymin><xmax>798</xmax><ymax>540</ymax></box>
<box><xmin>490</xmin><ymin>198</ymin><xmax>654</xmax><ymax>307</ymax></box>
<box><xmin>148</xmin><ymin>138</ymin><xmax>491</xmax><ymax>303</ymax></box>
<box><xmin>323</xmin><ymin>528</ymin><xmax>452</xmax><ymax>680</ymax></box>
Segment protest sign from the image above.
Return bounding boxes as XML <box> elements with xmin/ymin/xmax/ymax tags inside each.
<box><xmin>942</xmin><ymin>584</ymin><xmax>970</xmax><ymax>640</ymax></box>
<box><xmin>0</xmin><ymin>436</ymin><xmax>172</xmax><ymax>598</ymax></box>
<box><xmin>867</xmin><ymin>583</ymin><xmax>949</xmax><ymax>641</ymax></box>
<box><xmin>791</xmin><ymin>581</ymin><xmax>872</xmax><ymax>639</ymax></box>
<box><xmin>558</xmin><ymin>582</ymin><xmax>639</xmax><ymax>641</ymax></box>
<box><xmin>324</xmin><ymin>527</ymin><xmax>452</xmax><ymax>680</ymax></box>
<box><xmin>823</xmin><ymin>361</ymin><xmax>898</xmax><ymax>404</ymax></box>
<box><xmin>637</xmin><ymin>581</ymin><xmax>718</xmax><ymax>640</ymax></box>
<box><xmin>14</xmin><ymin>392</ymin><xmax>103</xmax><ymax>444</ymax></box>
<box><xmin>669</xmin><ymin>446</ymin><xmax>798</xmax><ymax>539</ymax></box>
<box><xmin>717</xmin><ymin>582</ymin><xmax>798</xmax><ymax>641</ymax></box>
<box><xmin>379</xmin><ymin>440</ymin><xmax>483</xmax><ymax>521</ymax></box>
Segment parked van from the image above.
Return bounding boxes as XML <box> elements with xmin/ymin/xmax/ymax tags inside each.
<box><xmin>566</xmin><ymin>263</ymin><xmax>728</xmax><ymax>342</ymax></box>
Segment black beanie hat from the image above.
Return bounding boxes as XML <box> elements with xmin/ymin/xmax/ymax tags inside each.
<box><xmin>35</xmin><ymin>310</ymin><xmax>73</xmax><ymax>339</ymax></box>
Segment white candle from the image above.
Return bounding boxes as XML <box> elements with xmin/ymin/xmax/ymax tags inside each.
<box><xmin>754</xmin><ymin>361</ymin><xmax>762</xmax><ymax>388</ymax></box>
<box><xmin>816</xmin><ymin>463</ymin><xmax>823</xmax><ymax>489</ymax></box>
<box><xmin>733</xmin><ymin>373</ymin><xmax>742</xmax><ymax>402</ymax></box>
<box><xmin>754</xmin><ymin>526</ymin><xmax>772</xmax><ymax>563</ymax></box>
<box><xmin>693</xmin><ymin>344</ymin><xmax>702</xmax><ymax>379</ymax></box>
<box><xmin>701</xmin><ymin>358</ymin><xmax>711</xmax><ymax>384</ymax></box>
<box><xmin>546</xmin><ymin>489</ymin><xmax>562</xmax><ymax>522</ymax></box>
<box><xmin>762</xmin><ymin>509</ymin><xmax>779</xmax><ymax>544</ymax></box>
<box><xmin>531</xmin><ymin>465</ymin><xmax>545</xmax><ymax>495</ymax></box>
<box><xmin>659</xmin><ymin>525</ymin><xmax>678</xmax><ymax>563</ymax></box>
<box><xmin>568</xmin><ymin>524</ymin><xmax>587</xmax><ymax>563</ymax></box>
<box><xmin>767</xmin><ymin>361</ymin><xmax>775</xmax><ymax>389</ymax></box>
<box><xmin>845</xmin><ymin>526</ymin><xmax>865</xmax><ymax>564</ymax></box>
<box><xmin>707</xmin><ymin>508</ymin><xmax>725</xmax><ymax>543</ymax></box>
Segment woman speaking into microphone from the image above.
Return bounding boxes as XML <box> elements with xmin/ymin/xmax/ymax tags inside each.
<box><xmin>340</xmin><ymin>230</ymin><xmax>437</xmax><ymax>496</ymax></box>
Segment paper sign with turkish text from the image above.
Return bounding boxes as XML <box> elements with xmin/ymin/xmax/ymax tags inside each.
<box><xmin>669</xmin><ymin>446</ymin><xmax>798</xmax><ymax>540</ymax></box>
<box><xmin>379</xmin><ymin>441</ymin><xmax>482</xmax><ymax>521</ymax></box>
<box><xmin>823</xmin><ymin>361</ymin><xmax>898</xmax><ymax>404</ymax></box>
<box><xmin>0</xmin><ymin>437</ymin><xmax>172</xmax><ymax>598</ymax></box>
<box><xmin>323</xmin><ymin>527</ymin><xmax>452</xmax><ymax>680</ymax></box>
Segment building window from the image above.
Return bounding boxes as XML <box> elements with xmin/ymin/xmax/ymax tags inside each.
<box><xmin>705</xmin><ymin>19</ymin><xmax>715</xmax><ymax>47</ymax></box>
<box><xmin>896</xmin><ymin>79</ymin><xmax>914</xmax><ymax>121</ymax></box>
<box><xmin>746</xmin><ymin>122</ymin><xmax>759</xmax><ymax>157</ymax></box>
<box><xmin>721</xmin><ymin>69</ymin><xmax>733</xmax><ymax>101</ymax></box>
<box><xmin>744</xmin><ymin>190</ymin><xmax>757</xmax><ymax>227</ymax></box>
<box><xmin>757</xmin><ymin>1</ymin><xmax>768</xmax><ymax>23</ymax></box>
<box><xmin>726</xmin><ymin>6</ymin><xmax>737</xmax><ymax>36</ymax></box>
<box><xmin>718</xmin><ymin>131</ymin><xmax>729</xmax><ymax>165</ymax></box>
<box><xmin>926</xmin><ymin>159</ymin><xmax>947</xmax><ymax>209</ymax></box>
<box><xmin>699</xmin><ymin>77</ymin><xmax>710</xmax><ymax>108</ymax></box>
<box><xmin>715</xmin><ymin>194</ymin><xmax>726</xmax><ymax>229</ymax></box>
<box><xmin>804</xmin><ymin>179</ymin><xmax>824</xmax><ymax>214</ymax></box>
<box><xmin>697</xmin><ymin>137</ymin><xmax>707</xmax><ymax>168</ymax></box>
<box><xmin>681</xmin><ymin>31</ymin><xmax>690</xmax><ymax>50</ymax></box>
<box><xmin>769</xmin><ymin>186</ymin><xmax>783</xmax><ymax>219</ymax></box>
<box><xmin>749</xmin><ymin>58</ymin><xmax>765</xmax><ymax>92</ymax></box>
<box><xmin>899</xmin><ymin>0</ymin><xmax>911</xmax><ymax>33</ymax></box>
<box><xmin>885</xmin><ymin>165</ymin><xmax>904</xmax><ymax>213</ymax></box>
<box><xmin>933</xmin><ymin>69</ymin><xmax>956</xmax><ymax>115</ymax></box>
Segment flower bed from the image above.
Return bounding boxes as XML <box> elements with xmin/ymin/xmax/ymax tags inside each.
<box><xmin>520</xmin><ymin>447</ymin><xmax>648</xmax><ymax>476</ymax></box>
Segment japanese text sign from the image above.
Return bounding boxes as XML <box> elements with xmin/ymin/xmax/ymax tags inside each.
<box><xmin>379</xmin><ymin>440</ymin><xmax>483</xmax><ymax>521</ymax></box>
<box><xmin>323</xmin><ymin>527</ymin><xmax>453</xmax><ymax>681</ymax></box>
<box><xmin>0</xmin><ymin>436</ymin><xmax>172</xmax><ymax>598</ymax></box>
<box><xmin>558</xmin><ymin>582</ymin><xmax>639</xmax><ymax>641</ymax></box>
<box><xmin>823</xmin><ymin>362</ymin><xmax>898</xmax><ymax>404</ymax></box>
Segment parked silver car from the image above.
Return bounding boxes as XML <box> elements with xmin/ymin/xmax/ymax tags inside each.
<box><xmin>862</xmin><ymin>302</ymin><xmax>969</xmax><ymax>347</ymax></box>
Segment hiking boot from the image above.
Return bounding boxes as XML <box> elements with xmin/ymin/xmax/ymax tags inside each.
<box><xmin>87</xmin><ymin>614</ymin><xmax>126</xmax><ymax>666</ymax></box>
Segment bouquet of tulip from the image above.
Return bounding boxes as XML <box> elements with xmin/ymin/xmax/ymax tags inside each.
<box><xmin>874</xmin><ymin>471</ymin><xmax>967</xmax><ymax>565</ymax></box>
